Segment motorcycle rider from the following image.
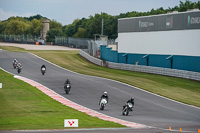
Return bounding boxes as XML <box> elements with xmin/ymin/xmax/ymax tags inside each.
<box><xmin>13</xmin><ymin>59</ymin><xmax>18</xmax><ymax>63</ymax></box>
<box><xmin>17</xmin><ymin>62</ymin><xmax>22</xmax><ymax>69</ymax></box>
<box><xmin>65</xmin><ymin>79</ymin><xmax>70</xmax><ymax>85</ymax></box>
<box><xmin>41</xmin><ymin>64</ymin><xmax>46</xmax><ymax>70</ymax></box>
<box><xmin>64</xmin><ymin>79</ymin><xmax>71</xmax><ymax>94</ymax></box>
<box><xmin>99</xmin><ymin>92</ymin><xmax>108</xmax><ymax>105</ymax></box>
<box><xmin>13</xmin><ymin>59</ymin><xmax>18</xmax><ymax>68</ymax></box>
<box><xmin>16</xmin><ymin>62</ymin><xmax>22</xmax><ymax>73</ymax></box>
<box><xmin>123</xmin><ymin>97</ymin><xmax>134</xmax><ymax>111</ymax></box>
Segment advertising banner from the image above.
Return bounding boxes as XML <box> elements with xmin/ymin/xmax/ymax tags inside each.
<box><xmin>118</xmin><ymin>11</ymin><xmax>200</xmax><ymax>33</ymax></box>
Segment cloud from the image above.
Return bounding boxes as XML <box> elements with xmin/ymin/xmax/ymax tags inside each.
<box><xmin>0</xmin><ymin>8</ymin><xmax>34</xmax><ymax>21</ymax></box>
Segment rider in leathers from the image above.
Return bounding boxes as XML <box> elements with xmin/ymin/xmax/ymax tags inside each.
<box><xmin>99</xmin><ymin>92</ymin><xmax>109</xmax><ymax>105</ymax></box>
<box><xmin>123</xmin><ymin>98</ymin><xmax>134</xmax><ymax>111</ymax></box>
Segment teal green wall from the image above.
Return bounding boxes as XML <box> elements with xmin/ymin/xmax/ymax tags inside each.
<box><xmin>100</xmin><ymin>45</ymin><xmax>200</xmax><ymax>72</ymax></box>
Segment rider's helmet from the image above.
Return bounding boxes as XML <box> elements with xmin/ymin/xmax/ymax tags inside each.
<box><xmin>103</xmin><ymin>92</ymin><xmax>107</xmax><ymax>96</ymax></box>
<box><xmin>14</xmin><ymin>59</ymin><xmax>17</xmax><ymax>62</ymax></box>
<box><xmin>131</xmin><ymin>97</ymin><xmax>134</xmax><ymax>103</ymax></box>
<box><xmin>66</xmin><ymin>79</ymin><xmax>70</xmax><ymax>83</ymax></box>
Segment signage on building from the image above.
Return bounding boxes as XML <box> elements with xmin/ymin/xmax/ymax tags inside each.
<box><xmin>166</xmin><ymin>16</ymin><xmax>173</xmax><ymax>28</ymax></box>
<box><xmin>188</xmin><ymin>16</ymin><xmax>200</xmax><ymax>25</ymax></box>
<box><xmin>139</xmin><ymin>21</ymin><xmax>154</xmax><ymax>28</ymax></box>
<box><xmin>118</xmin><ymin>11</ymin><xmax>200</xmax><ymax>33</ymax></box>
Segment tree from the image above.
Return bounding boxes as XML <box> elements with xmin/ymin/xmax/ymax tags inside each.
<box><xmin>63</xmin><ymin>19</ymin><xmax>79</xmax><ymax>37</ymax></box>
<box><xmin>46</xmin><ymin>28</ymin><xmax>64</xmax><ymax>42</ymax></box>
<box><xmin>5</xmin><ymin>20</ymin><xmax>30</xmax><ymax>35</ymax></box>
<box><xmin>24</xmin><ymin>14</ymin><xmax>44</xmax><ymax>21</ymax></box>
<box><xmin>0</xmin><ymin>20</ymin><xmax>8</xmax><ymax>34</ymax></box>
<box><xmin>73</xmin><ymin>27</ymin><xmax>87</xmax><ymax>38</ymax></box>
<box><xmin>30</xmin><ymin>19</ymin><xmax>42</xmax><ymax>36</ymax></box>
<box><xmin>50</xmin><ymin>20</ymin><xmax>62</xmax><ymax>30</ymax></box>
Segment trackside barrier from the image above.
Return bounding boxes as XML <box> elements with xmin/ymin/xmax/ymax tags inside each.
<box><xmin>79</xmin><ymin>50</ymin><xmax>200</xmax><ymax>81</ymax></box>
<box><xmin>79</xmin><ymin>50</ymin><xmax>103</xmax><ymax>66</ymax></box>
<box><xmin>107</xmin><ymin>62</ymin><xmax>200</xmax><ymax>81</ymax></box>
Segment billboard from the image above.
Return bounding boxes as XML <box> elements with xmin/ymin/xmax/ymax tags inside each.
<box><xmin>118</xmin><ymin>11</ymin><xmax>200</xmax><ymax>33</ymax></box>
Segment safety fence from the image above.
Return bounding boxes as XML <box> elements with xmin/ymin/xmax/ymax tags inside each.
<box><xmin>80</xmin><ymin>50</ymin><xmax>103</xmax><ymax>66</ymax></box>
<box><xmin>55</xmin><ymin>37</ymin><xmax>89</xmax><ymax>49</ymax></box>
<box><xmin>79</xmin><ymin>50</ymin><xmax>200</xmax><ymax>81</ymax></box>
<box><xmin>0</xmin><ymin>34</ymin><xmax>39</xmax><ymax>44</ymax></box>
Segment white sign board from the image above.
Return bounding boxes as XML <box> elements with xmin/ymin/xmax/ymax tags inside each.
<box><xmin>0</xmin><ymin>83</ymin><xmax>2</xmax><ymax>88</ymax></box>
<box><xmin>64</xmin><ymin>119</ymin><xmax>78</xmax><ymax>127</ymax></box>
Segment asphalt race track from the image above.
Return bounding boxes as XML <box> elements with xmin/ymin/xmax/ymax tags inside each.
<box><xmin>0</xmin><ymin>50</ymin><xmax>200</xmax><ymax>133</ymax></box>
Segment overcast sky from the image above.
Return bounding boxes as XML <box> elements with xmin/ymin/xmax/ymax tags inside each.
<box><xmin>0</xmin><ymin>0</ymin><xmax>199</xmax><ymax>25</ymax></box>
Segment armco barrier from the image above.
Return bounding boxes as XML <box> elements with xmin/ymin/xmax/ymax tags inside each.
<box><xmin>79</xmin><ymin>50</ymin><xmax>103</xmax><ymax>66</ymax></box>
<box><xmin>79</xmin><ymin>50</ymin><xmax>200</xmax><ymax>81</ymax></box>
<box><xmin>107</xmin><ymin>62</ymin><xmax>200</xmax><ymax>81</ymax></box>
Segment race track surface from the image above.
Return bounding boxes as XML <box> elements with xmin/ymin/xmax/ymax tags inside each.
<box><xmin>0</xmin><ymin>50</ymin><xmax>200</xmax><ymax>132</ymax></box>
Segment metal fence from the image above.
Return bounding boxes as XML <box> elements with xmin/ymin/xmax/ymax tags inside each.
<box><xmin>79</xmin><ymin>50</ymin><xmax>200</xmax><ymax>81</ymax></box>
<box><xmin>55</xmin><ymin>36</ymin><xmax>89</xmax><ymax>49</ymax></box>
<box><xmin>88</xmin><ymin>39</ymin><xmax>117</xmax><ymax>57</ymax></box>
<box><xmin>0</xmin><ymin>34</ymin><xmax>39</xmax><ymax>44</ymax></box>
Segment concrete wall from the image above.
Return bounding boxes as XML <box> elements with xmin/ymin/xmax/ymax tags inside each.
<box><xmin>80</xmin><ymin>50</ymin><xmax>103</xmax><ymax>66</ymax></box>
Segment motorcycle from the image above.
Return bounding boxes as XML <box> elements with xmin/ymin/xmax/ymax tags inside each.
<box><xmin>17</xmin><ymin>66</ymin><xmax>22</xmax><ymax>74</ymax></box>
<box><xmin>13</xmin><ymin>61</ymin><xmax>18</xmax><ymax>69</ymax></box>
<box><xmin>64</xmin><ymin>83</ymin><xmax>71</xmax><ymax>94</ymax></box>
<box><xmin>122</xmin><ymin>102</ymin><xmax>133</xmax><ymax>116</ymax></box>
<box><xmin>41</xmin><ymin>67</ymin><xmax>46</xmax><ymax>75</ymax></box>
<box><xmin>100</xmin><ymin>98</ymin><xmax>107</xmax><ymax>110</ymax></box>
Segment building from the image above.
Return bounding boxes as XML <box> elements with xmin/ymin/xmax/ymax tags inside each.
<box><xmin>40</xmin><ymin>19</ymin><xmax>50</xmax><ymax>42</ymax></box>
<box><xmin>101</xmin><ymin>10</ymin><xmax>200</xmax><ymax>72</ymax></box>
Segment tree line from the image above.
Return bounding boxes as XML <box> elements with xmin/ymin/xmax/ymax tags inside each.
<box><xmin>0</xmin><ymin>0</ymin><xmax>199</xmax><ymax>42</ymax></box>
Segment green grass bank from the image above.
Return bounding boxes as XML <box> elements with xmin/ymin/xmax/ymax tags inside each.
<box><xmin>0</xmin><ymin>68</ymin><xmax>125</xmax><ymax>130</ymax></box>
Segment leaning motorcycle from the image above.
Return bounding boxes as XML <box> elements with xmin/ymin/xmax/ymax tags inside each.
<box><xmin>13</xmin><ymin>61</ymin><xmax>18</xmax><ymax>69</ymax></box>
<box><xmin>122</xmin><ymin>103</ymin><xmax>133</xmax><ymax>116</ymax></box>
<box><xmin>41</xmin><ymin>67</ymin><xmax>46</xmax><ymax>75</ymax></box>
<box><xmin>100</xmin><ymin>98</ymin><xmax>107</xmax><ymax>110</ymax></box>
<box><xmin>64</xmin><ymin>83</ymin><xmax>71</xmax><ymax>94</ymax></box>
<box><xmin>17</xmin><ymin>66</ymin><xmax>22</xmax><ymax>74</ymax></box>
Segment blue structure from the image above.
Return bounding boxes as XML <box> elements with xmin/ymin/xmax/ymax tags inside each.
<box><xmin>100</xmin><ymin>45</ymin><xmax>200</xmax><ymax>72</ymax></box>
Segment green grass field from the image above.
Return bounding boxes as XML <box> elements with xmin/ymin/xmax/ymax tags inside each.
<box><xmin>0</xmin><ymin>69</ymin><xmax>125</xmax><ymax>130</ymax></box>
<box><xmin>0</xmin><ymin>46</ymin><xmax>200</xmax><ymax>130</ymax></box>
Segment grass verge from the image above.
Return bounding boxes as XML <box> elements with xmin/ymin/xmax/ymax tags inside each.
<box><xmin>0</xmin><ymin>69</ymin><xmax>125</xmax><ymax>130</ymax></box>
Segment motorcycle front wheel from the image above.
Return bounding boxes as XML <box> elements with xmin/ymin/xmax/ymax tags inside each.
<box><xmin>122</xmin><ymin>109</ymin><xmax>129</xmax><ymax>116</ymax></box>
<box><xmin>100</xmin><ymin>103</ymin><xmax>105</xmax><ymax>110</ymax></box>
<box><xmin>65</xmin><ymin>87</ymin><xmax>70</xmax><ymax>94</ymax></box>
